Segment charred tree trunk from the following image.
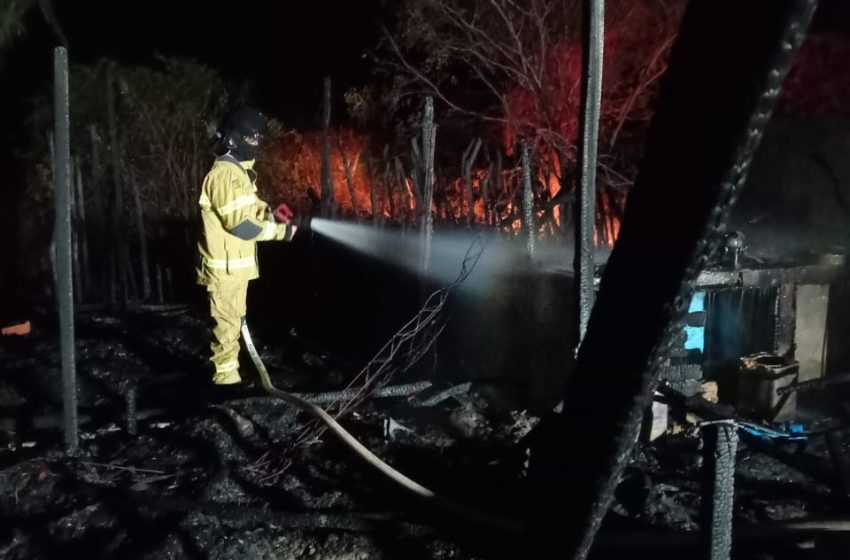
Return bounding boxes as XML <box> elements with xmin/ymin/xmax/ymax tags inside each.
<box><xmin>70</xmin><ymin>173</ymin><xmax>82</xmax><ymax>304</ymax></box>
<box><xmin>320</xmin><ymin>76</ymin><xmax>335</xmax><ymax>219</ymax></box>
<box><xmin>88</xmin><ymin>125</ymin><xmax>106</xmax><ymax>301</ymax></box>
<box><xmin>129</xmin><ymin>168</ymin><xmax>151</xmax><ymax>300</ymax></box>
<box><xmin>106</xmin><ymin>73</ymin><xmax>127</xmax><ymax>308</ymax></box>
<box><xmin>74</xmin><ymin>158</ymin><xmax>91</xmax><ymax>300</ymax></box>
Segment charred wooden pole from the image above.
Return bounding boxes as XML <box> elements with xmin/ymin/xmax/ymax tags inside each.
<box><xmin>106</xmin><ymin>74</ymin><xmax>127</xmax><ymax>308</ymax></box>
<box><xmin>129</xmin><ymin>169</ymin><xmax>151</xmax><ymax>300</ymax></box>
<box><xmin>74</xmin><ymin>158</ymin><xmax>91</xmax><ymax>300</ymax></box>
<box><xmin>70</xmin><ymin>170</ymin><xmax>82</xmax><ymax>304</ymax></box>
<box><xmin>126</xmin><ymin>385</ymin><xmax>138</xmax><ymax>436</ymax></box>
<box><xmin>420</xmin><ymin>97</ymin><xmax>436</xmax><ymax>274</ymax></box>
<box><xmin>53</xmin><ymin>47</ymin><xmax>78</xmax><ymax>452</ymax></box>
<box><xmin>88</xmin><ymin>125</ymin><xmax>106</xmax><ymax>300</ymax></box>
<box><xmin>521</xmin><ymin>139</ymin><xmax>535</xmax><ymax>258</ymax></box>
<box><xmin>575</xmin><ymin>0</ymin><xmax>605</xmax><ymax>342</ymax></box>
<box><xmin>702</xmin><ymin>422</ymin><xmax>739</xmax><ymax>560</ymax></box>
<box><xmin>320</xmin><ymin>76</ymin><xmax>335</xmax><ymax>219</ymax></box>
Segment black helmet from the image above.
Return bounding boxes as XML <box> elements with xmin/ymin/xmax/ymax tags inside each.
<box><xmin>216</xmin><ymin>106</ymin><xmax>268</xmax><ymax>161</ymax></box>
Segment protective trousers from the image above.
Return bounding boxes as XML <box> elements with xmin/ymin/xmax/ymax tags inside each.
<box><xmin>208</xmin><ymin>276</ymin><xmax>249</xmax><ymax>384</ymax></box>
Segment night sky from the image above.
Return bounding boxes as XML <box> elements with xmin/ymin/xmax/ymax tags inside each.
<box><xmin>3</xmin><ymin>0</ymin><xmax>388</xmax><ymax>125</ymax></box>
<box><xmin>4</xmin><ymin>0</ymin><xmax>850</xmax><ymax>130</ymax></box>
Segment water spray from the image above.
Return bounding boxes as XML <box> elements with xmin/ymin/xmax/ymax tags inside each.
<box><xmin>310</xmin><ymin>217</ymin><xmax>614</xmax><ymax>292</ymax></box>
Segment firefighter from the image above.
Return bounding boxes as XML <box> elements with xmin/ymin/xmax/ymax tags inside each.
<box><xmin>197</xmin><ymin>106</ymin><xmax>298</xmax><ymax>386</ymax></box>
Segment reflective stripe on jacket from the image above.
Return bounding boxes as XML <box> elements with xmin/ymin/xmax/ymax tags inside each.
<box><xmin>196</xmin><ymin>156</ymin><xmax>287</xmax><ymax>285</ymax></box>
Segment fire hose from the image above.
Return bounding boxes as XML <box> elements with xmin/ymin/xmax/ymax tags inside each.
<box><xmin>240</xmin><ymin>318</ymin><xmax>521</xmax><ymax>533</ymax></box>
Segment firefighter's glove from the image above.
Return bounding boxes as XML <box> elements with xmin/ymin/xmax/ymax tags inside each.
<box><xmin>294</xmin><ymin>215</ymin><xmax>312</xmax><ymax>234</ymax></box>
<box><xmin>274</xmin><ymin>203</ymin><xmax>294</xmax><ymax>224</ymax></box>
<box><xmin>272</xmin><ymin>222</ymin><xmax>297</xmax><ymax>242</ymax></box>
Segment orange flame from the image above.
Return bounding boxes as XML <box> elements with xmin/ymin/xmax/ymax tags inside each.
<box><xmin>260</xmin><ymin>128</ymin><xmax>622</xmax><ymax>246</ymax></box>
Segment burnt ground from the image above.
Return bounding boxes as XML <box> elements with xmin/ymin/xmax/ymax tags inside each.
<box><xmin>0</xmin><ymin>307</ymin><xmax>849</xmax><ymax>559</ymax></box>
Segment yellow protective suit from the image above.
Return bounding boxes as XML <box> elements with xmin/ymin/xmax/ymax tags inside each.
<box><xmin>197</xmin><ymin>155</ymin><xmax>296</xmax><ymax>384</ymax></box>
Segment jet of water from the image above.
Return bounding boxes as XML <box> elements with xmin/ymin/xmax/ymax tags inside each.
<box><xmin>310</xmin><ymin>218</ymin><xmax>613</xmax><ymax>295</ymax></box>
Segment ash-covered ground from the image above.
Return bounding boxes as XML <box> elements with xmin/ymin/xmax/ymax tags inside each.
<box><xmin>0</xmin><ymin>308</ymin><xmax>849</xmax><ymax>559</ymax></box>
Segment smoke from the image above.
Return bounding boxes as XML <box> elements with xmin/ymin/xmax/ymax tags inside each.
<box><xmin>310</xmin><ymin>218</ymin><xmax>613</xmax><ymax>294</ymax></box>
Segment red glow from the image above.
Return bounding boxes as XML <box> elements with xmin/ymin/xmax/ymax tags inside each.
<box><xmin>261</xmin><ymin>130</ymin><xmax>373</xmax><ymax>217</ymax></box>
<box><xmin>781</xmin><ymin>31</ymin><xmax>850</xmax><ymax>115</ymax></box>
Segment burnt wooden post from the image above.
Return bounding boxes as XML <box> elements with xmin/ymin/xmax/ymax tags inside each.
<box><xmin>419</xmin><ymin>97</ymin><xmax>436</xmax><ymax>274</ymax></box>
<box><xmin>106</xmin><ymin>73</ymin><xmax>128</xmax><ymax>307</ymax></box>
<box><xmin>521</xmin><ymin>140</ymin><xmax>535</xmax><ymax>258</ymax></box>
<box><xmin>70</xmin><ymin>166</ymin><xmax>82</xmax><ymax>304</ymax></box>
<box><xmin>129</xmin><ymin>168</ymin><xmax>151</xmax><ymax>300</ymax></box>
<box><xmin>575</xmin><ymin>0</ymin><xmax>605</xmax><ymax>342</ymax></box>
<box><xmin>73</xmin><ymin>158</ymin><xmax>91</xmax><ymax>300</ymax></box>
<box><xmin>702</xmin><ymin>421</ymin><xmax>739</xmax><ymax>560</ymax></box>
<box><xmin>54</xmin><ymin>46</ymin><xmax>78</xmax><ymax>452</ymax></box>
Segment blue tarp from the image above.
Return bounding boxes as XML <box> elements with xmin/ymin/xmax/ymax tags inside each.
<box><xmin>684</xmin><ymin>291</ymin><xmax>705</xmax><ymax>351</ymax></box>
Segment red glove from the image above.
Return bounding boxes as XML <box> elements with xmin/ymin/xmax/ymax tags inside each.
<box><xmin>274</xmin><ymin>203</ymin><xmax>294</xmax><ymax>224</ymax></box>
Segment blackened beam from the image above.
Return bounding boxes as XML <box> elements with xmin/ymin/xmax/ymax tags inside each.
<box><xmin>417</xmin><ymin>382</ymin><xmax>472</xmax><ymax>407</ymax></box>
<box><xmin>296</xmin><ymin>381</ymin><xmax>432</xmax><ymax>405</ymax></box>
<box><xmin>702</xmin><ymin>422</ymin><xmax>739</xmax><ymax>560</ymax></box>
<box><xmin>694</xmin><ymin>263</ymin><xmax>843</xmax><ymax>288</ymax></box>
<box><xmin>575</xmin><ymin>0</ymin><xmax>604</xmax><ymax>341</ymax></box>
<box><xmin>777</xmin><ymin>372</ymin><xmax>850</xmax><ymax>396</ymax></box>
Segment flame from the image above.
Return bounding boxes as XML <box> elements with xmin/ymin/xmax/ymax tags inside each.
<box><xmin>260</xmin><ymin>128</ymin><xmax>622</xmax><ymax>246</ymax></box>
<box><xmin>260</xmin><ymin>130</ymin><xmax>373</xmax><ymax>217</ymax></box>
